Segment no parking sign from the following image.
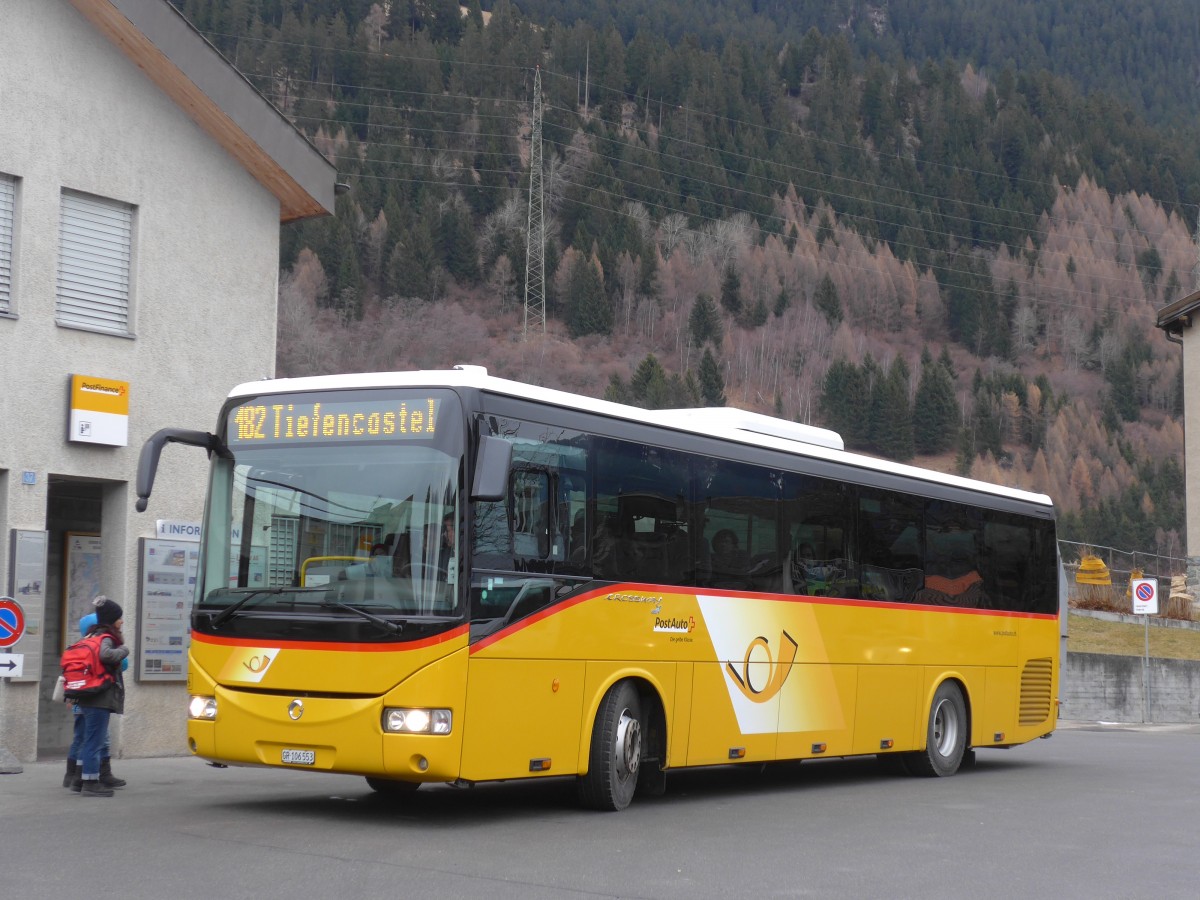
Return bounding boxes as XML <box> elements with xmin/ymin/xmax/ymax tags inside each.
<box><xmin>0</xmin><ymin>597</ymin><xmax>26</xmax><ymax>648</ymax></box>
<box><xmin>1132</xmin><ymin>578</ymin><xmax>1159</xmax><ymax>615</ymax></box>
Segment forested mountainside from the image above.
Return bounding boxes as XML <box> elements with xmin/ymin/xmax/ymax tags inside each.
<box><xmin>514</xmin><ymin>0</ymin><xmax>1200</xmax><ymax>127</ymax></box>
<box><xmin>173</xmin><ymin>0</ymin><xmax>1196</xmax><ymax>556</ymax></box>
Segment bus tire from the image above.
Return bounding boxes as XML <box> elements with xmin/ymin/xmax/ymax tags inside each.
<box><xmin>907</xmin><ymin>681</ymin><xmax>967</xmax><ymax>777</ymax></box>
<box><xmin>365</xmin><ymin>776</ymin><xmax>420</xmax><ymax>795</ymax></box>
<box><xmin>578</xmin><ymin>680</ymin><xmax>642</xmax><ymax>811</ymax></box>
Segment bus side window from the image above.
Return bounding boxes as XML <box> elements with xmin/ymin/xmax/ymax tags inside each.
<box><xmin>783</xmin><ymin>474</ymin><xmax>857</xmax><ymax>598</ymax></box>
<box><xmin>918</xmin><ymin>501</ymin><xmax>985</xmax><ymax>608</ymax></box>
<box><xmin>858</xmin><ymin>489</ymin><xmax>923</xmax><ymax>603</ymax></box>
<box><xmin>511</xmin><ymin>469</ymin><xmax>550</xmax><ymax>560</ymax></box>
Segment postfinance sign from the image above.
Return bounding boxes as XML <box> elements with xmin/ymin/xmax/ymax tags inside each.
<box><xmin>69</xmin><ymin>374</ymin><xmax>130</xmax><ymax>447</ymax></box>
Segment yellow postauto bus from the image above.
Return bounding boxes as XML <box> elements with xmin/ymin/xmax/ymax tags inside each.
<box><xmin>136</xmin><ymin>365</ymin><xmax>1060</xmax><ymax>810</ymax></box>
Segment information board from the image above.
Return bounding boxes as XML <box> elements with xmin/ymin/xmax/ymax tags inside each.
<box><xmin>7</xmin><ymin>530</ymin><xmax>48</xmax><ymax>682</ymax></box>
<box><xmin>137</xmin><ymin>538</ymin><xmax>199</xmax><ymax>681</ymax></box>
<box><xmin>63</xmin><ymin>532</ymin><xmax>103</xmax><ymax>648</ymax></box>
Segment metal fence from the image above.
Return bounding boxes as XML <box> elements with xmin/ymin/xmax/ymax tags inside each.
<box><xmin>1058</xmin><ymin>540</ymin><xmax>1191</xmax><ymax>583</ymax></box>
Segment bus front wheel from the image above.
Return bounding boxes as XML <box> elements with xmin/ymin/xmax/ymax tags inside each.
<box><xmin>907</xmin><ymin>681</ymin><xmax>967</xmax><ymax>777</ymax></box>
<box><xmin>579</xmin><ymin>680</ymin><xmax>642</xmax><ymax>811</ymax></box>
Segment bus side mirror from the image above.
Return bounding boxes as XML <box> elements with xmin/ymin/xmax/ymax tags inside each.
<box><xmin>470</xmin><ymin>435</ymin><xmax>511</xmax><ymax>502</ymax></box>
<box><xmin>135</xmin><ymin>427</ymin><xmax>226</xmax><ymax>512</ymax></box>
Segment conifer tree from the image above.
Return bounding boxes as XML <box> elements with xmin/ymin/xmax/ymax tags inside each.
<box><xmin>773</xmin><ymin>286</ymin><xmax>790</xmax><ymax>317</ymax></box>
<box><xmin>699</xmin><ymin>348</ymin><xmax>727</xmax><ymax>407</ymax></box>
<box><xmin>913</xmin><ymin>348</ymin><xmax>958</xmax><ymax>454</ymax></box>
<box><xmin>719</xmin><ymin>263</ymin><xmax>743</xmax><ymax>315</ymax></box>
<box><xmin>689</xmin><ymin>293</ymin><xmax>723</xmax><ymax>347</ymax></box>
<box><xmin>630</xmin><ymin>355</ymin><xmax>670</xmax><ymax>408</ymax></box>
<box><xmin>814</xmin><ymin>274</ymin><xmax>842</xmax><ymax>326</ymax></box>
<box><xmin>743</xmin><ymin>296</ymin><xmax>769</xmax><ymax>328</ymax></box>
<box><xmin>819</xmin><ymin>358</ymin><xmax>870</xmax><ymax>449</ymax></box>
<box><xmin>870</xmin><ymin>356</ymin><xmax>914</xmax><ymax>461</ymax></box>
<box><xmin>566</xmin><ymin>255</ymin><xmax>613</xmax><ymax>338</ymax></box>
<box><xmin>604</xmin><ymin>373</ymin><xmax>630</xmax><ymax>404</ymax></box>
<box><xmin>786</xmin><ymin>224</ymin><xmax>799</xmax><ymax>253</ymax></box>
<box><xmin>954</xmin><ymin>427</ymin><xmax>975</xmax><ymax>476</ymax></box>
<box><xmin>387</xmin><ymin>223</ymin><xmax>435</xmax><ymax>301</ymax></box>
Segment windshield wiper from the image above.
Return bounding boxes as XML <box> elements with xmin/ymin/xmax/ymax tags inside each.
<box><xmin>321</xmin><ymin>597</ymin><xmax>405</xmax><ymax>636</ymax></box>
<box><xmin>208</xmin><ymin>587</ymin><xmax>322</xmax><ymax>629</ymax></box>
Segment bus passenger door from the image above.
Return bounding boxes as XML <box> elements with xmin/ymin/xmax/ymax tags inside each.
<box><xmin>461</xmin><ymin>573</ymin><xmax>586</xmax><ymax>782</ymax></box>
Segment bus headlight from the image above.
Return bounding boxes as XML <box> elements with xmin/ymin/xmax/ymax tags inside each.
<box><xmin>189</xmin><ymin>695</ymin><xmax>218</xmax><ymax>720</ymax></box>
<box><xmin>383</xmin><ymin>707</ymin><xmax>452</xmax><ymax>734</ymax></box>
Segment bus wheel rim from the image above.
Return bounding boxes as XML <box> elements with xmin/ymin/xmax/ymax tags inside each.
<box><xmin>933</xmin><ymin>699</ymin><xmax>959</xmax><ymax>757</ymax></box>
<box><xmin>615</xmin><ymin>709</ymin><xmax>641</xmax><ymax>780</ymax></box>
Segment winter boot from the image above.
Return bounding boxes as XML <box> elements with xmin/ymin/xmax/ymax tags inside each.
<box><xmin>70</xmin><ymin>773</ymin><xmax>83</xmax><ymax>792</ymax></box>
<box><xmin>63</xmin><ymin>759</ymin><xmax>78</xmax><ymax>789</ymax></box>
<box><xmin>80</xmin><ymin>779</ymin><xmax>114</xmax><ymax>798</ymax></box>
<box><xmin>99</xmin><ymin>756</ymin><xmax>126</xmax><ymax>789</ymax></box>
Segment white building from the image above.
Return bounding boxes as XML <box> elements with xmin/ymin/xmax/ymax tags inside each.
<box><xmin>0</xmin><ymin>0</ymin><xmax>335</xmax><ymax>764</ymax></box>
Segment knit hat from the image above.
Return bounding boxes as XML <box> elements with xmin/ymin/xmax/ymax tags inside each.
<box><xmin>93</xmin><ymin>595</ymin><xmax>123</xmax><ymax>626</ymax></box>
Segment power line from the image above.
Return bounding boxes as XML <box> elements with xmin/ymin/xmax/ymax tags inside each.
<box><xmin>217</xmin><ymin>37</ymin><xmax>1188</xmax><ymax>307</ymax></box>
<box><xmin>220</xmin><ymin>29</ymin><xmax>1199</xmax><ymax>220</ymax></box>
<box><xmin>273</xmin><ymin>80</ymin><xmax>1190</xmax><ymax>256</ymax></box>
<box><xmin>318</xmin><ymin>143</ymin><xmax>1173</xmax><ymax>307</ymax></box>
<box><xmin>335</xmin><ymin>164</ymin><xmax>1155</xmax><ymax>316</ymax></box>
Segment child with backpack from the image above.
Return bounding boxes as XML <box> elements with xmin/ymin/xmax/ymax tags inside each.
<box><xmin>62</xmin><ymin>596</ymin><xmax>129</xmax><ymax>797</ymax></box>
<box><xmin>63</xmin><ymin>609</ymin><xmax>127</xmax><ymax>792</ymax></box>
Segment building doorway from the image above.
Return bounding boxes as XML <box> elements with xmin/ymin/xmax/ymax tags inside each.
<box><xmin>37</xmin><ymin>478</ymin><xmax>103</xmax><ymax>758</ymax></box>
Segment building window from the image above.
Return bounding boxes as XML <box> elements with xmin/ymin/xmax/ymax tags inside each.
<box><xmin>56</xmin><ymin>190</ymin><xmax>133</xmax><ymax>334</ymax></box>
<box><xmin>0</xmin><ymin>174</ymin><xmax>14</xmax><ymax>315</ymax></box>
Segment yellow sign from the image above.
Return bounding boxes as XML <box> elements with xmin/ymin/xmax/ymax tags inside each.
<box><xmin>68</xmin><ymin>374</ymin><xmax>129</xmax><ymax>446</ymax></box>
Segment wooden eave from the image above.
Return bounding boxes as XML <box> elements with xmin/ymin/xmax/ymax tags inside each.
<box><xmin>1157</xmin><ymin>289</ymin><xmax>1200</xmax><ymax>338</ymax></box>
<box><xmin>68</xmin><ymin>0</ymin><xmax>335</xmax><ymax>223</ymax></box>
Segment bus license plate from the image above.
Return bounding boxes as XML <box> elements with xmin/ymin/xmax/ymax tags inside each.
<box><xmin>281</xmin><ymin>749</ymin><xmax>315</xmax><ymax>765</ymax></box>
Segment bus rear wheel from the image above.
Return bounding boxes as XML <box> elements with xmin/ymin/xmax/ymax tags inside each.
<box><xmin>906</xmin><ymin>681</ymin><xmax>967</xmax><ymax>777</ymax></box>
<box><xmin>365</xmin><ymin>776</ymin><xmax>421</xmax><ymax>795</ymax></box>
<box><xmin>578</xmin><ymin>680</ymin><xmax>642</xmax><ymax>811</ymax></box>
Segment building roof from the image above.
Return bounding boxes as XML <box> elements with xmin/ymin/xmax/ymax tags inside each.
<box><xmin>1156</xmin><ymin>288</ymin><xmax>1200</xmax><ymax>339</ymax></box>
<box><xmin>69</xmin><ymin>0</ymin><xmax>336</xmax><ymax>222</ymax></box>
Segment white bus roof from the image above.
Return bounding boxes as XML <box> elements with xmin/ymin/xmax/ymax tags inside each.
<box><xmin>229</xmin><ymin>365</ymin><xmax>1053</xmax><ymax>509</ymax></box>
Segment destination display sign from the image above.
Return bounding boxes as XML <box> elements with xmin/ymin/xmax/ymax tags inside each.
<box><xmin>228</xmin><ymin>395</ymin><xmax>444</xmax><ymax>446</ymax></box>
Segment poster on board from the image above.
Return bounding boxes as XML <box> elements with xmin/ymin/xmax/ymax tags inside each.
<box><xmin>8</xmin><ymin>529</ymin><xmax>48</xmax><ymax>682</ymax></box>
<box><xmin>137</xmin><ymin>538</ymin><xmax>200</xmax><ymax>681</ymax></box>
<box><xmin>64</xmin><ymin>532</ymin><xmax>103</xmax><ymax>647</ymax></box>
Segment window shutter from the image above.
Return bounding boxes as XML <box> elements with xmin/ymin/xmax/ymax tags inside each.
<box><xmin>56</xmin><ymin>191</ymin><xmax>133</xmax><ymax>333</ymax></box>
<box><xmin>0</xmin><ymin>175</ymin><xmax>13</xmax><ymax>314</ymax></box>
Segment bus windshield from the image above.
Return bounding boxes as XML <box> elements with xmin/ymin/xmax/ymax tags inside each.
<box><xmin>195</xmin><ymin>389</ymin><xmax>465</xmax><ymax>635</ymax></box>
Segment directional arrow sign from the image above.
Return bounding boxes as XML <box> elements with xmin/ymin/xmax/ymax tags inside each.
<box><xmin>0</xmin><ymin>597</ymin><xmax>26</xmax><ymax>648</ymax></box>
<box><xmin>0</xmin><ymin>654</ymin><xmax>24</xmax><ymax>678</ymax></box>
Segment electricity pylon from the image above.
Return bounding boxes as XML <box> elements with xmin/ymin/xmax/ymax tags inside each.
<box><xmin>524</xmin><ymin>65</ymin><xmax>546</xmax><ymax>338</ymax></box>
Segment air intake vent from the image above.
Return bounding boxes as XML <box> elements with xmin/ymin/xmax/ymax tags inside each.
<box><xmin>1019</xmin><ymin>657</ymin><xmax>1053</xmax><ymax>725</ymax></box>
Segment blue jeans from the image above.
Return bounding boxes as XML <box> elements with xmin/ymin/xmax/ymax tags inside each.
<box><xmin>80</xmin><ymin>707</ymin><xmax>111</xmax><ymax>779</ymax></box>
<box><xmin>68</xmin><ymin>710</ymin><xmax>85</xmax><ymax>762</ymax></box>
<box><xmin>69</xmin><ymin>707</ymin><xmax>111</xmax><ymax>762</ymax></box>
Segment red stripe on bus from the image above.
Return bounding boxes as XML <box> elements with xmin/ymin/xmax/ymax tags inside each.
<box><xmin>469</xmin><ymin>583</ymin><xmax>1056</xmax><ymax>653</ymax></box>
<box><xmin>469</xmin><ymin>589</ymin><xmax>604</xmax><ymax>653</ymax></box>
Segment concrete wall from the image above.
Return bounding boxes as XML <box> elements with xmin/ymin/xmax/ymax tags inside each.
<box><xmin>0</xmin><ymin>0</ymin><xmax>280</xmax><ymax>761</ymax></box>
<box><xmin>1063</xmin><ymin>652</ymin><xmax>1200</xmax><ymax>724</ymax></box>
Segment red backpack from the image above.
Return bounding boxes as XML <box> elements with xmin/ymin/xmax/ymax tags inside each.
<box><xmin>61</xmin><ymin>633</ymin><xmax>115</xmax><ymax>700</ymax></box>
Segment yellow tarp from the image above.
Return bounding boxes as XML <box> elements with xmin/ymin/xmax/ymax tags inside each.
<box><xmin>1076</xmin><ymin>555</ymin><xmax>1111</xmax><ymax>586</ymax></box>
